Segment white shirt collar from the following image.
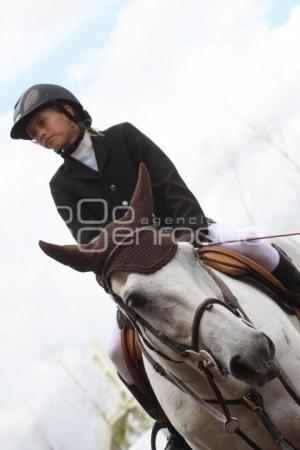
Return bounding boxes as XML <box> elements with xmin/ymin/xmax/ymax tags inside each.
<box><xmin>71</xmin><ymin>131</ymin><xmax>98</xmax><ymax>171</ymax></box>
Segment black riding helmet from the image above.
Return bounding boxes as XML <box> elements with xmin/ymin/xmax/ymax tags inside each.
<box><xmin>10</xmin><ymin>84</ymin><xmax>92</xmax><ymax>140</ymax></box>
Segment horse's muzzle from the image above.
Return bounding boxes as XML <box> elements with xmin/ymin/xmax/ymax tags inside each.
<box><xmin>229</xmin><ymin>332</ymin><xmax>280</xmax><ymax>387</ymax></box>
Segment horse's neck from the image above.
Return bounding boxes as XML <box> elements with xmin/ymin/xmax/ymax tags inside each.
<box><xmin>215</xmin><ymin>271</ymin><xmax>299</xmax><ymax>329</ymax></box>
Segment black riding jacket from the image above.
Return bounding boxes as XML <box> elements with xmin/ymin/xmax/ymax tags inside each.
<box><xmin>50</xmin><ymin>122</ymin><xmax>208</xmax><ymax>244</ymax></box>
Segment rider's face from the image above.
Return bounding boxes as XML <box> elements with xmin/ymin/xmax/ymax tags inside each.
<box><xmin>25</xmin><ymin>106</ymin><xmax>80</xmax><ymax>151</ymax></box>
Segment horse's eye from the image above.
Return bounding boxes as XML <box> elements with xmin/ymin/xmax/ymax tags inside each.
<box><xmin>126</xmin><ymin>294</ymin><xmax>147</xmax><ymax>308</ymax></box>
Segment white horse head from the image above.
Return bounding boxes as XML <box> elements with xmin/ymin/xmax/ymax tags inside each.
<box><xmin>111</xmin><ymin>241</ymin><xmax>278</xmax><ymax>387</ymax></box>
<box><xmin>39</xmin><ymin>164</ymin><xmax>300</xmax><ymax>449</ymax></box>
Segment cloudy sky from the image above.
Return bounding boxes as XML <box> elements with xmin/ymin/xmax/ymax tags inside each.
<box><xmin>1</xmin><ymin>1</ymin><xmax>300</xmax><ymax>449</ymax></box>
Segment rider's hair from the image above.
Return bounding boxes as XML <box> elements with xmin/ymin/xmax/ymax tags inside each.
<box><xmin>54</xmin><ymin>102</ymin><xmax>105</xmax><ymax>137</ymax></box>
<box><xmin>87</xmin><ymin>127</ymin><xmax>105</xmax><ymax>137</ymax></box>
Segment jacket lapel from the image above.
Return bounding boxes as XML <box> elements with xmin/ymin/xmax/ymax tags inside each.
<box><xmin>62</xmin><ymin>134</ymin><xmax>109</xmax><ymax>179</ymax></box>
<box><xmin>92</xmin><ymin>134</ymin><xmax>109</xmax><ymax>177</ymax></box>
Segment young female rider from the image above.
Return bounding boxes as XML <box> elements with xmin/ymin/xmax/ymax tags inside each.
<box><xmin>10</xmin><ymin>84</ymin><xmax>300</xmax><ymax>450</ymax></box>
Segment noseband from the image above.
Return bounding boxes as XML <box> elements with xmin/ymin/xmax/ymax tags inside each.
<box><xmin>98</xmin><ymin>236</ymin><xmax>299</xmax><ymax>450</ymax></box>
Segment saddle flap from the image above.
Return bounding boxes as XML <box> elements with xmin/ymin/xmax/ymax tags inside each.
<box><xmin>198</xmin><ymin>245</ymin><xmax>300</xmax><ymax>316</ymax></box>
<box><xmin>120</xmin><ymin>324</ymin><xmax>169</xmax><ymax>423</ymax></box>
<box><xmin>198</xmin><ymin>246</ymin><xmax>285</xmax><ymax>289</ymax></box>
<box><xmin>120</xmin><ymin>325</ymin><xmax>154</xmax><ymax>399</ymax></box>
<box><xmin>199</xmin><ymin>248</ymin><xmax>249</xmax><ymax>276</ymax></box>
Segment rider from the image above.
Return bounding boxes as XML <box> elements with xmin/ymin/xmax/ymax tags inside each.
<box><xmin>10</xmin><ymin>84</ymin><xmax>300</xmax><ymax>450</ymax></box>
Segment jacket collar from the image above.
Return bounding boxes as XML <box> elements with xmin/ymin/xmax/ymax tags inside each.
<box><xmin>92</xmin><ymin>134</ymin><xmax>109</xmax><ymax>177</ymax></box>
<box><xmin>62</xmin><ymin>134</ymin><xmax>109</xmax><ymax>179</ymax></box>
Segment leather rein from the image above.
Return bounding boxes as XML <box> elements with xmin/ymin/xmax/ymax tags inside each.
<box><xmin>99</xmin><ymin>239</ymin><xmax>300</xmax><ymax>450</ymax></box>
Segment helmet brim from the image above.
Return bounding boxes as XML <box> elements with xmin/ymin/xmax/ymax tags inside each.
<box><xmin>10</xmin><ymin>115</ymin><xmax>33</xmax><ymax>140</ymax></box>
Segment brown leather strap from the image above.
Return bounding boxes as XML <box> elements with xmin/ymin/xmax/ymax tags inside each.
<box><xmin>198</xmin><ymin>246</ymin><xmax>287</xmax><ymax>290</ymax></box>
<box><xmin>295</xmin><ymin>307</ymin><xmax>300</xmax><ymax>321</ymax></box>
<box><xmin>191</xmin><ymin>298</ymin><xmax>241</xmax><ymax>351</ymax></box>
<box><xmin>278</xmin><ymin>370</ymin><xmax>300</xmax><ymax>407</ymax></box>
<box><xmin>120</xmin><ymin>327</ymin><xmax>151</xmax><ymax>398</ymax></box>
<box><xmin>120</xmin><ymin>326</ymin><xmax>169</xmax><ymax>424</ymax></box>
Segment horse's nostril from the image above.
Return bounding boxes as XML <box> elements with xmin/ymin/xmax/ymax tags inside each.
<box><xmin>230</xmin><ymin>355</ymin><xmax>256</xmax><ymax>380</ymax></box>
<box><xmin>229</xmin><ymin>347</ymin><xmax>279</xmax><ymax>386</ymax></box>
<box><xmin>262</xmin><ymin>333</ymin><xmax>276</xmax><ymax>359</ymax></box>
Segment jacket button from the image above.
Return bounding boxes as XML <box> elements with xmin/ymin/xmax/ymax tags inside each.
<box><xmin>110</xmin><ymin>184</ymin><xmax>116</xmax><ymax>191</ymax></box>
<box><xmin>122</xmin><ymin>200</ymin><xmax>128</xmax><ymax>206</ymax></box>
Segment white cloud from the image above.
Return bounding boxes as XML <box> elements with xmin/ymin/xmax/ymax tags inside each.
<box><xmin>0</xmin><ymin>135</ymin><xmax>116</xmax><ymax>449</ymax></box>
<box><xmin>0</xmin><ymin>0</ymin><xmax>111</xmax><ymax>86</ymax></box>
<box><xmin>68</xmin><ymin>0</ymin><xmax>300</xmax><ymax>227</ymax></box>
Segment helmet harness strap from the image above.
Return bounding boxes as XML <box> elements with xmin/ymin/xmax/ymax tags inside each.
<box><xmin>52</xmin><ymin>101</ymin><xmax>87</xmax><ymax>158</ymax></box>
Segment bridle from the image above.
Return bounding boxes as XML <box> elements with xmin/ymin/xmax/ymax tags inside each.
<box><xmin>99</xmin><ymin>237</ymin><xmax>300</xmax><ymax>450</ymax></box>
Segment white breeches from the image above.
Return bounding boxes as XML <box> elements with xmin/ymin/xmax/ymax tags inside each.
<box><xmin>108</xmin><ymin>222</ymin><xmax>280</xmax><ymax>384</ymax></box>
<box><xmin>207</xmin><ymin>223</ymin><xmax>279</xmax><ymax>272</ymax></box>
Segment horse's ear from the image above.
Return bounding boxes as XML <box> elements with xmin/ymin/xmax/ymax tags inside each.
<box><xmin>121</xmin><ymin>162</ymin><xmax>153</xmax><ymax>223</ymax></box>
<box><xmin>39</xmin><ymin>240</ymin><xmax>102</xmax><ymax>273</ymax></box>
